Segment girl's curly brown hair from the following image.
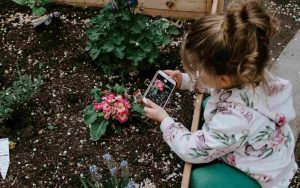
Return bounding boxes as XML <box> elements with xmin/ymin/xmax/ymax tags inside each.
<box><xmin>181</xmin><ymin>0</ymin><xmax>279</xmax><ymax>87</ymax></box>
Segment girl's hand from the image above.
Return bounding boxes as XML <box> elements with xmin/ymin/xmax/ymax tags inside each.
<box><xmin>144</xmin><ymin>99</ymin><xmax>169</xmax><ymax>123</ymax></box>
<box><xmin>164</xmin><ymin>70</ymin><xmax>183</xmax><ymax>89</ymax></box>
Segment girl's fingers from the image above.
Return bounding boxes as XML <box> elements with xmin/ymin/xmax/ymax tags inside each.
<box><xmin>147</xmin><ymin>99</ymin><xmax>159</xmax><ymax>108</ymax></box>
<box><xmin>164</xmin><ymin>70</ymin><xmax>175</xmax><ymax>78</ymax></box>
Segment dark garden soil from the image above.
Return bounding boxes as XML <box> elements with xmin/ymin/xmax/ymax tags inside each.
<box><xmin>0</xmin><ymin>0</ymin><xmax>300</xmax><ymax>187</ymax></box>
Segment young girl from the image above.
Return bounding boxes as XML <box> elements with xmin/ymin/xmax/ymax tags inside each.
<box><xmin>144</xmin><ymin>0</ymin><xmax>298</xmax><ymax>187</ymax></box>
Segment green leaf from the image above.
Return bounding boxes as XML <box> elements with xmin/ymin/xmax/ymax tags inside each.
<box><xmin>131</xmin><ymin>103</ymin><xmax>145</xmax><ymax>116</ymax></box>
<box><xmin>90</xmin><ymin>119</ymin><xmax>109</xmax><ymax>141</ymax></box>
<box><xmin>111</xmin><ymin>34</ymin><xmax>125</xmax><ymax>45</ymax></box>
<box><xmin>167</xmin><ymin>26</ymin><xmax>180</xmax><ymax>35</ymax></box>
<box><xmin>114</xmin><ymin>49</ymin><xmax>125</xmax><ymax>59</ymax></box>
<box><xmin>102</xmin><ymin>43</ymin><xmax>114</xmax><ymax>53</ymax></box>
<box><xmin>79</xmin><ymin>177</ymin><xmax>90</xmax><ymax>188</ymax></box>
<box><xmin>84</xmin><ymin>110</ymin><xmax>98</xmax><ymax>125</ymax></box>
<box><xmin>12</xmin><ymin>0</ymin><xmax>27</xmax><ymax>5</ymax></box>
<box><xmin>106</xmin><ymin>84</ymin><xmax>113</xmax><ymax>90</ymax></box>
<box><xmin>120</xmin><ymin>11</ymin><xmax>131</xmax><ymax>21</ymax></box>
<box><xmin>129</xmin><ymin>24</ymin><xmax>142</xmax><ymax>34</ymax></box>
<box><xmin>113</xmin><ymin>84</ymin><xmax>126</xmax><ymax>94</ymax></box>
<box><xmin>136</xmin><ymin>16</ymin><xmax>148</xmax><ymax>30</ymax></box>
<box><xmin>32</xmin><ymin>7</ymin><xmax>47</xmax><ymax>17</ymax></box>
<box><xmin>161</xmin><ymin>37</ymin><xmax>171</xmax><ymax>45</ymax></box>
<box><xmin>87</xmin><ymin>29</ymin><xmax>101</xmax><ymax>41</ymax></box>
<box><xmin>89</xmin><ymin>47</ymin><xmax>101</xmax><ymax>60</ymax></box>
<box><xmin>90</xmin><ymin>88</ymin><xmax>102</xmax><ymax>102</ymax></box>
<box><xmin>141</xmin><ymin>42</ymin><xmax>152</xmax><ymax>53</ymax></box>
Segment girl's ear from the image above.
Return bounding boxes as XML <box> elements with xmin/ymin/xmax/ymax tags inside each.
<box><xmin>218</xmin><ymin>75</ymin><xmax>232</xmax><ymax>89</ymax></box>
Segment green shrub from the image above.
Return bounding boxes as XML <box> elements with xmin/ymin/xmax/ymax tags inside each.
<box><xmin>12</xmin><ymin>0</ymin><xmax>50</xmax><ymax>16</ymax></box>
<box><xmin>86</xmin><ymin>0</ymin><xmax>179</xmax><ymax>75</ymax></box>
<box><xmin>0</xmin><ymin>70</ymin><xmax>43</xmax><ymax>121</ymax></box>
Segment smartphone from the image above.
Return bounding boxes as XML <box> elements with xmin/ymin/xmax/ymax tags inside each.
<box><xmin>143</xmin><ymin>70</ymin><xmax>176</xmax><ymax>108</ymax></box>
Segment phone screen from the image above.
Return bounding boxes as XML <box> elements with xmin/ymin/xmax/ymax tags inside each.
<box><xmin>144</xmin><ymin>73</ymin><xmax>175</xmax><ymax>108</ymax></box>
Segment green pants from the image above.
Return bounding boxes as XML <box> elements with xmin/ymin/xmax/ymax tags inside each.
<box><xmin>190</xmin><ymin>162</ymin><xmax>261</xmax><ymax>188</ymax></box>
<box><xmin>190</xmin><ymin>96</ymin><xmax>261</xmax><ymax>188</ymax></box>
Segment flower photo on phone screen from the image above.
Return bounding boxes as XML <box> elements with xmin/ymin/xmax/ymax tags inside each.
<box><xmin>146</xmin><ymin>74</ymin><xmax>173</xmax><ymax>107</ymax></box>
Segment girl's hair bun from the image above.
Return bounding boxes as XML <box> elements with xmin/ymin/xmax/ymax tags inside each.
<box><xmin>227</xmin><ymin>0</ymin><xmax>279</xmax><ymax>40</ymax></box>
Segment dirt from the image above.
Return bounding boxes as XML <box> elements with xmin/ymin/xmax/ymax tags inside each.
<box><xmin>0</xmin><ymin>0</ymin><xmax>299</xmax><ymax>187</ymax></box>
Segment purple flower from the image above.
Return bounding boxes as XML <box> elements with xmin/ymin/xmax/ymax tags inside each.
<box><xmin>89</xmin><ymin>165</ymin><xmax>97</xmax><ymax>174</ymax></box>
<box><xmin>124</xmin><ymin>0</ymin><xmax>137</xmax><ymax>8</ymax></box>
<box><xmin>103</xmin><ymin>153</ymin><xmax>112</xmax><ymax>161</ymax></box>
<box><xmin>126</xmin><ymin>181</ymin><xmax>136</xmax><ymax>188</ymax></box>
<box><xmin>120</xmin><ymin>160</ymin><xmax>128</xmax><ymax>169</ymax></box>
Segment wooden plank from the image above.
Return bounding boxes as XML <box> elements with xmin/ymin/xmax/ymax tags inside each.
<box><xmin>55</xmin><ymin>0</ymin><xmax>206</xmax><ymax>11</ymax></box>
<box><xmin>211</xmin><ymin>0</ymin><xmax>219</xmax><ymax>14</ymax></box>
<box><xmin>54</xmin><ymin>0</ymin><xmax>107</xmax><ymax>7</ymax></box>
<box><xmin>205</xmin><ymin>0</ymin><xmax>213</xmax><ymax>15</ymax></box>
<box><xmin>54</xmin><ymin>0</ymin><xmax>210</xmax><ymax>19</ymax></box>
<box><xmin>218</xmin><ymin>0</ymin><xmax>224</xmax><ymax>13</ymax></box>
<box><xmin>180</xmin><ymin>93</ymin><xmax>204</xmax><ymax>188</ymax></box>
<box><xmin>135</xmin><ymin>9</ymin><xmax>206</xmax><ymax>19</ymax></box>
<box><xmin>138</xmin><ymin>0</ymin><xmax>207</xmax><ymax>12</ymax></box>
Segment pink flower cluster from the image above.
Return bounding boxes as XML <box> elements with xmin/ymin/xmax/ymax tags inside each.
<box><xmin>270</xmin><ymin>127</ymin><xmax>285</xmax><ymax>151</ymax></box>
<box><xmin>154</xmin><ymin>79</ymin><xmax>164</xmax><ymax>91</ymax></box>
<box><xmin>93</xmin><ymin>93</ymin><xmax>131</xmax><ymax>123</ymax></box>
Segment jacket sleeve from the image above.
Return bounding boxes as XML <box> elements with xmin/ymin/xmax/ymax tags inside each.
<box><xmin>160</xmin><ymin>108</ymin><xmax>249</xmax><ymax>163</ymax></box>
<box><xmin>180</xmin><ymin>73</ymin><xmax>212</xmax><ymax>94</ymax></box>
<box><xmin>180</xmin><ymin>73</ymin><xmax>195</xmax><ymax>91</ymax></box>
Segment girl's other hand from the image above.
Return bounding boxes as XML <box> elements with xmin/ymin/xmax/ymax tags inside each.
<box><xmin>164</xmin><ymin>70</ymin><xmax>182</xmax><ymax>89</ymax></box>
<box><xmin>144</xmin><ymin>99</ymin><xmax>169</xmax><ymax>123</ymax></box>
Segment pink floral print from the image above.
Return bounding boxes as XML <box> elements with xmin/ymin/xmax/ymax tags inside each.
<box><xmin>226</xmin><ymin>152</ymin><xmax>236</xmax><ymax>166</ymax></box>
<box><xmin>276</xmin><ymin>114</ymin><xmax>287</xmax><ymax>127</ymax></box>
<box><xmin>267</xmin><ymin>81</ymin><xmax>286</xmax><ymax>96</ymax></box>
<box><xmin>270</xmin><ymin>127</ymin><xmax>285</xmax><ymax>151</ymax></box>
<box><xmin>164</xmin><ymin>123</ymin><xmax>186</xmax><ymax>142</ymax></box>
<box><xmin>250</xmin><ymin>173</ymin><xmax>272</xmax><ymax>182</ymax></box>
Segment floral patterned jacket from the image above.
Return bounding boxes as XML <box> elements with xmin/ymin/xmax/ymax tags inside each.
<box><xmin>160</xmin><ymin>73</ymin><xmax>298</xmax><ymax>187</ymax></box>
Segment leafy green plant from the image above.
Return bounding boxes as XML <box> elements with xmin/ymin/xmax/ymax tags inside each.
<box><xmin>12</xmin><ymin>0</ymin><xmax>50</xmax><ymax>16</ymax></box>
<box><xmin>83</xmin><ymin>84</ymin><xmax>144</xmax><ymax>141</ymax></box>
<box><xmin>0</xmin><ymin>68</ymin><xmax>43</xmax><ymax>121</ymax></box>
<box><xmin>80</xmin><ymin>153</ymin><xmax>137</xmax><ymax>188</ymax></box>
<box><xmin>86</xmin><ymin>0</ymin><xmax>179</xmax><ymax>75</ymax></box>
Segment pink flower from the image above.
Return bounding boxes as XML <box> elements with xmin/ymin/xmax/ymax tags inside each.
<box><xmin>226</xmin><ymin>153</ymin><xmax>236</xmax><ymax>166</ymax></box>
<box><xmin>122</xmin><ymin>99</ymin><xmax>131</xmax><ymax>109</ymax></box>
<box><xmin>116</xmin><ymin>110</ymin><xmax>129</xmax><ymax>123</ymax></box>
<box><xmin>276</xmin><ymin>114</ymin><xmax>286</xmax><ymax>127</ymax></box>
<box><xmin>103</xmin><ymin>111</ymin><xmax>111</xmax><ymax>120</ymax></box>
<box><xmin>93</xmin><ymin>101</ymin><xmax>102</xmax><ymax>111</ymax></box>
<box><xmin>114</xmin><ymin>101</ymin><xmax>127</xmax><ymax>114</ymax></box>
<box><xmin>271</xmin><ymin>127</ymin><xmax>284</xmax><ymax>151</ymax></box>
<box><xmin>100</xmin><ymin>101</ymin><xmax>112</xmax><ymax>113</ymax></box>
<box><xmin>154</xmin><ymin>79</ymin><xmax>164</xmax><ymax>91</ymax></box>
<box><xmin>103</xmin><ymin>93</ymin><xmax>116</xmax><ymax>103</ymax></box>
<box><xmin>115</xmin><ymin>95</ymin><xmax>123</xmax><ymax>101</ymax></box>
